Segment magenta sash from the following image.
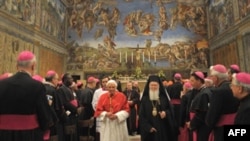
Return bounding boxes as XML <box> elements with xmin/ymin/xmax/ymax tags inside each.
<box><xmin>171</xmin><ymin>99</ymin><xmax>181</xmax><ymax>104</ymax></box>
<box><xmin>70</xmin><ymin>99</ymin><xmax>78</xmax><ymax>107</ymax></box>
<box><xmin>208</xmin><ymin>113</ymin><xmax>236</xmax><ymax>141</ymax></box>
<box><xmin>178</xmin><ymin>125</ymin><xmax>189</xmax><ymax>141</ymax></box>
<box><xmin>43</xmin><ymin>130</ymin><xmax>50</xmax><ymax>140</ymax></box>
<box><xmin>190</xmin><ymin>112</ymin><xmax>197</xmax><ymax>141</ymax></box>
<box><xmin>0</xmin><ymin>114</ymin><xmax>39</xmax><ymax>130</ymax></box>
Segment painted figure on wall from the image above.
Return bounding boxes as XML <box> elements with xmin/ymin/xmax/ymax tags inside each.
<box><xmin>239</xmin><ymin>0</ymin><xmax>250</xmax><ymax>18</ymax></box>
<box><xmin>208</xmin><ymin>0</ymin><xmax>237</xmax><ymax>37</ymax></box>
<box><xmin>66</xmin><ymin>0</ymin><xmax>209</xmax><ymax>72</ymax></box>
<box><xmin>0</xmin><ymin>0</ymin><xmax>66</xmax><ymax>41</ymax></box>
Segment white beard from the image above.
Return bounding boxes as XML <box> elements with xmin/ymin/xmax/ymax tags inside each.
<box><xmin>149</xmin><ymin>89</ymin><xmax>159</xmax><ymax>101</ymax></box>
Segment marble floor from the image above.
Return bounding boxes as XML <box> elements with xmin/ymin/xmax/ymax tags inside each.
<box><xmin>129</xmin><ymin>135</ymin><xmax>140</xmax><ymax>141</ymax></box>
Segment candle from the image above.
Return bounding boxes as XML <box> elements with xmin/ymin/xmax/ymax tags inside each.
<box><xmin>148</xmin><ymin>52</ymin><xmax>150</xmax><ymax>62</ymax></box>
<box><xmin>142</xmin><ymin>52</ymin><xmax>144</xmax><ymax>62</ymax></box>
<box><xmin>125</xmin><ymin>52</ymin><xmax>127</xmax><ymax>63</ymax></box>
<box><xmin>154</xmin><ymin>51</ymin><xmax>156</xmax><ymax>62</ymax></box>
<box><xmin>131</xmin><ymin>52</ymin><xmax>133</xmax><ymax>63</ymax></box>
<box><xmin>119</xmin><ymin>51</ymin><xmax>121</xmax><ymax>63</ymax></box>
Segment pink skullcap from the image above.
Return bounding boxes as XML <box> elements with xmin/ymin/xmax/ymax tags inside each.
<box><xmin>46</xmin><ymin>70</ymin><xmax>56</xmax><ymax>77</ymax></box>
<box><xmin>210</xmin><ymin>64</ymin><xmax>227</xmax><ymax>73</ymax></box>
<box><xmin>32</xmin><ymin>75</ymin><xmax>44</xmax><ymax>83</ymax></box>
<box><xmin>174</xmin><ymin>73</ymin><xmax>182</xmax><ymax>79</ymax></box>
<box><xmin>17</xmin><ymin>51</ymin><xmax>35</xmax><ymax>61</ymax></box>
<box><xmin>96</xmin><ymin>78</ymin><xmax>100</xmax><ymax>83</ymax></box>
<box><xmin>77</xmin><ymin>81</ymin><xmax>83</xmax><ymax>87</ymax></box>
<box><xmin>234</xmin><ymin>72</ymin><xmax>250</xmax><ymax>85</ymax></box>
<box><xmin>0</xmin><ymin>73</ymin><xmax>12</xmax><ymax>80</ymax></box>
<box><xmin>230</xmin><ymin>64</ymin><xmax>240</xmax><ymax>72</ymax></box>
<box><xmin>194</xmin><ymin>71</ymin><xmax>205</xmax><ymax>80</ymax></box>
<box><xmin>184</xmin><ymin>82</ymin><xmax>192</xmax><ymax>90</ymax></box>
<box><xmin>87</xmin><ymin>76</ymin><xmax>96</xmax><ymax>83</ymax></box>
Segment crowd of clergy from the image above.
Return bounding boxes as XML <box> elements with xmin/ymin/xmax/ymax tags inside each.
<box><xmin>0</xmin><ymin>50</ymin><xmax>250</xmax><ymax>141</ymax></box>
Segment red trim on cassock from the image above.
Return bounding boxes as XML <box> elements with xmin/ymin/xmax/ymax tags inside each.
<box><xmin>70</xmin><ymin>99</ymin><xmax>78</xmax><ymax>107</ymax></box>
<box><xmin>171</xmin><ymin>99</ymin><xmax>181</xmax><ymax>105</ymax></box>
<box><xmin>0</xmin><ymin>114</ymin><xmax>39</xmax><ymax>130</ymax></box>
<box><xmin>208</xmin><ymin>113</ymin><xmax>236</xmax><ymax>141</ymax></box>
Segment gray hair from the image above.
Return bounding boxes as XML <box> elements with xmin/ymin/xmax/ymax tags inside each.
<box><xmin>210</xmin><ymin>66</ymin><xmax>228</xmax><ymax>80</ymax></box>
<box><xmin>17</xmin><ymin>57</ymin><xmax>36</xmax><ymax>68</ymax></box>
<box><xmin>232</xmin><ymin>73</ymin><xmax>250</xmax><ymax>93</ymax></box>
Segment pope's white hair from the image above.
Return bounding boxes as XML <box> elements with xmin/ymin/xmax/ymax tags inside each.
<box><xmin>106</xmin><ymin>79</ymin><xmax>117</xmax><ymax>87</ymax></box>
<box><xmin>210</xmin><ymin>66</ymin><xmax>228</xmax><ymax>80</ymax></box>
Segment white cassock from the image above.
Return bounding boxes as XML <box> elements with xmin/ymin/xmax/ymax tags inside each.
<box><xmin>92</xmin><ymin>88</ymin><xmax>108</xmax><ymax>132</ymax></box>
<box><xmin>98</xmin><ymin>110</ymin><xmax>129</xmax><ymax>141</ymax></box>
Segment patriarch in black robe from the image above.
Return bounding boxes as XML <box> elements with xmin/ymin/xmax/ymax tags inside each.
<box><xmin>139</xmin><ymin>75</ymin><xmax>178</xmax><ymax>141</ymax></box>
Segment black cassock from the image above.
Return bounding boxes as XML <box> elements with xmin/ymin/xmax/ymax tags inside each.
<box><xmin>139</xmin><ymin>94</ymin><xmax>178</xmax><ymax>141</ymax></box>
<box><xmin>123</xmin><ymin>89</ymin><xmax>140</xmax><ymax>135</ymax></box>
<box><xmin>0</xmin><ymin>72</ymin><xmax>53</xmax><ymax>141</ymax></box>
<box><xmin>79</xmin><ymin>87</ymin><xmax>95</xmax><ymax>137</ymax></box>
<box><xmin>180</xmin><ymin>90</ymin><xmax>193</xmax><ymax>127</ymax></box>
<box><xmin>44</xmin><ymin>83</ymin><xmax>63</xmax><ymax>140</ymax></box>
<box><xmin>234</xmin><ymin>94</ymin><xmax>250</xmax><ymax>125</ymax></box>
<box><xmin>206</xmin><ymin>81</ymin><xmax>239</xmax><ymax>141</ymax></box>
<box><xmin>57</xmin><ymin>85</ymin><xmax>79</xmax><ymax>141</ymax></box>
<box><xmin>167</xmin><ymin>81</ymin><xmax>183</xmax><ymax>127</ymax></box>
<box><xmin>189</xmin><ymin>87</ymin><xmax>212</xmax><ymax>141</ymax></box>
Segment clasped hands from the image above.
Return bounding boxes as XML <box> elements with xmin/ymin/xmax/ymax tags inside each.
<box><xmin>158</xmin><ymin>111</ymin><xmax>166</xmax><ymax>119</ymax></box>
<box><xmin>105</xmin><ymin>112</ymin><xmax>117</xmax><ymax>120</ymax></box>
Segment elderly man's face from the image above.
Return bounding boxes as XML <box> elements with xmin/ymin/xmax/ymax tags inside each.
<box><xmin>107</xmin><ymin>83</ymin><xmax>117</xmax><ymax>95</ymax></box>
<box><xmin>149</xmin><ymin>82</ymin><xmax>159</xmax><ymax>91</ymax></box>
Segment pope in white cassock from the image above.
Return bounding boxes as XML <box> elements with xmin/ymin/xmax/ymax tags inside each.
<box><xmin>94</xmin><ymin>80</ymin><xmax>130</xmax><ymax>141</ymax></box>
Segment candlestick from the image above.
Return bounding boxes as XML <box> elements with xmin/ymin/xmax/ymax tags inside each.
<box><xmin>142</xmin><ymin>52</ymin><xmax>144</xmax><ymax>63</ymax></box>
<box><xmin>131</xmin><ymin>52</ymin><xmax>133</xmax><ymax>63</ymax></box>
<box><xmin>154</xmin><ymin>51</ymin><xmax>156</xmax><ymax>62</ymax></box>
<box><xmin>125</xmin><ymin>52</ymin><xmax>127</xmax><ymax>63</ymax></box>
<box><xmin>119</xmin><ymin>51</ymin><xmax>121</xmax><ymax>63</ymax></box>
<box><xmin>148</xmin><ymin>52</ymin><xmax>150</xmax><ymax>62</ymax></box>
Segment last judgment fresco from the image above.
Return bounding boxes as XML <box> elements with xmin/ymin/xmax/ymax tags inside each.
<box><xmin>67</xmin><ymin>0</ymin><xmax>209</xmax><ymax>72</ymax></box>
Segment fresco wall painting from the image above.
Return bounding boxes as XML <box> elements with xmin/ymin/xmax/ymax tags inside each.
<box><xmin>66</xmin><ymin>0</ymin><xmax>209</xmax><ymax>77</ymax></box>
<box><xmin>243</xmin><ymin>33</ymin><xmax>250</xmax><ymax>72</ymax></box>
<box><xmin>0</xmin><ymin>0</ymin><xmax>67</xmax><ymax>42</ymax></box>
<box><xmin>0</xmin><ymin>0</ymin><xmax>67</xmax><ymax>75</ymax></box>
<box><xmin>0</xmin><ymin>31</ymin><xmax>37</xmax><ymax>74</ymax></box>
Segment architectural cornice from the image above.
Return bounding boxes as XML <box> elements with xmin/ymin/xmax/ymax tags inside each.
<box><xmin>0</xmin><ymin>11</ymin><xmax>68</xmax><ymax>55</ymax></box>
